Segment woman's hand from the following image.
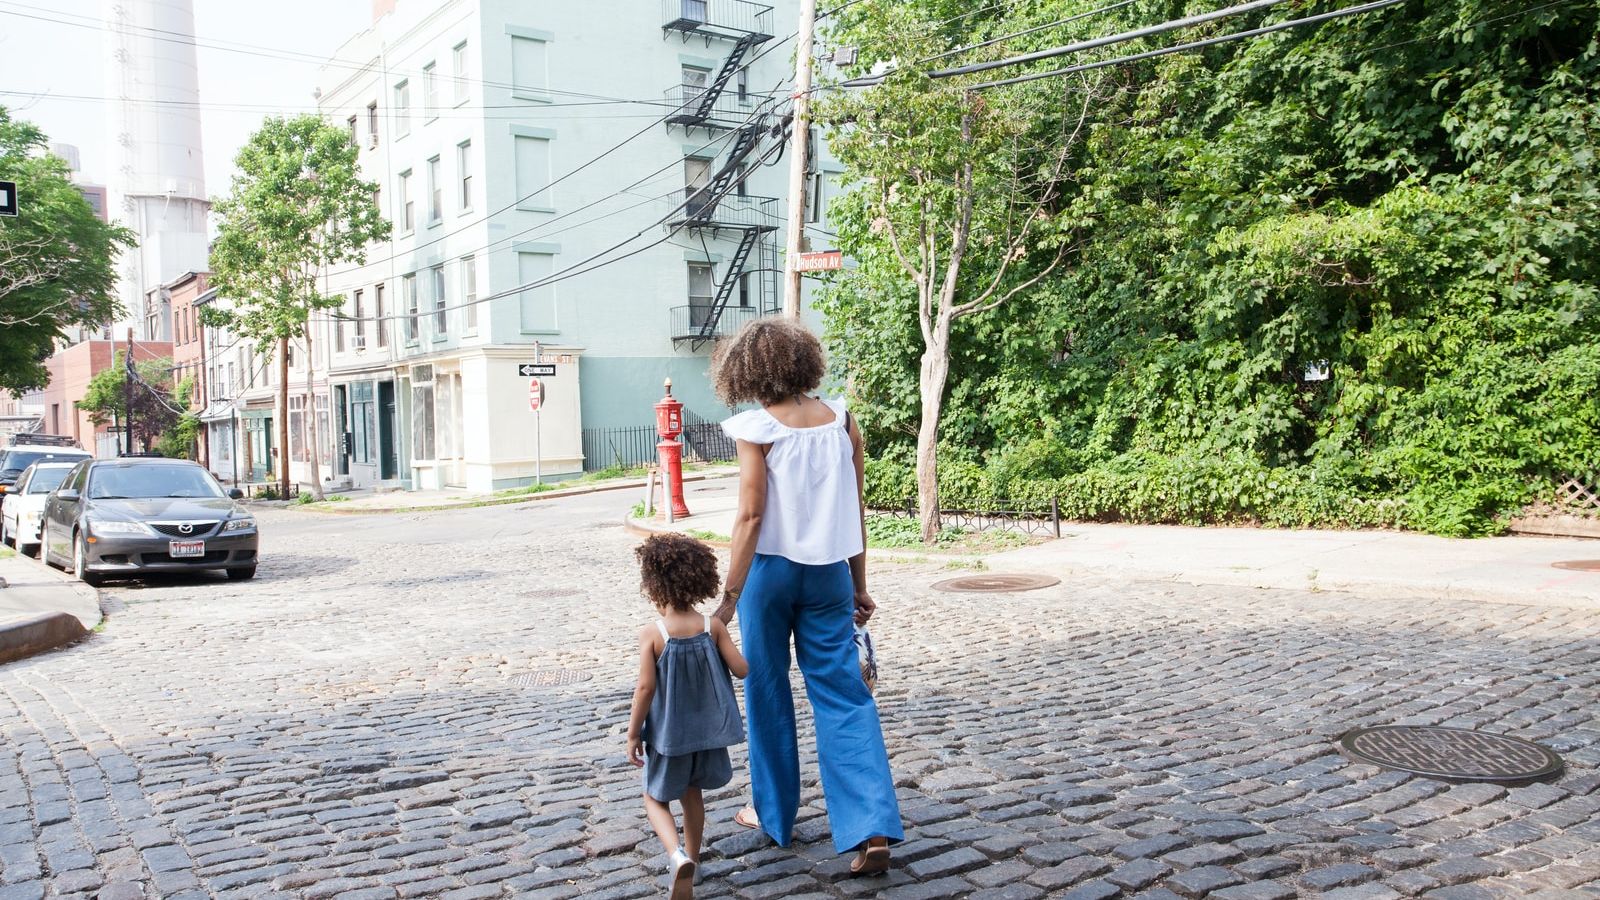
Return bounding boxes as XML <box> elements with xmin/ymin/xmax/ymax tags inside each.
<box><xmin>627</xmin><ymin>735</ymin><xmax>645</xmax><ymax>768</ymax></box>
<box><xmin>714</xmin><ymin>589</ymin><xmax>739</xmax><ymax>625</ymax></box>
<box><xmin>853</xmin><ymin>590</ymin><xmax>876</xmax><ymax>625</ymax></box>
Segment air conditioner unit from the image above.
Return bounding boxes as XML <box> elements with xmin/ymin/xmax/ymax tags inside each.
<box><xmin>367</xmin><ymin>133</ymin><xmax>379</xmax><ymax>149</ymax></box>
<box><xmin>351</xmin><ymin>334</ymin><xmax>367</xmax><ymax>350</ymax></box>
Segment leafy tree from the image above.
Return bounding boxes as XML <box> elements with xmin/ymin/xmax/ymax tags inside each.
<box><xmin>78</xmin><ymin>353</ymin><xmax>190</xmax><ymax>455</ymax></box>
<box><xmin>0</xmin><ymin>107</ymin><xmax>134</xmax><ymax>393</ymax></box>
<box><xmin>819</xmin><ymin>2</ymin><xmax>1099</xmax><ymax>541</ymax></box>
<box><xmin>206</xmin><ymin>115</ymin><xmax>388</xmax><ymax>499</ymax></box>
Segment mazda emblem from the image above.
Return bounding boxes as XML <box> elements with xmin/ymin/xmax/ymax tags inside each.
<box><xmin>178</xmin><ymin>523</ymin><xmax>194</xmax><ymax>535</ymax></box>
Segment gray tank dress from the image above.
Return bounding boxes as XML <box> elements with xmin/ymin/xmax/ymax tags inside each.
<box><xmin>642</xmin><ymin>616</ymin><xmax>745</xmax><ymax>803</ymax></box>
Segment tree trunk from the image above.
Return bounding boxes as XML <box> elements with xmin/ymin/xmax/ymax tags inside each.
<box><xmin>915</xmin><ymin>324</ymin><xmax>952</xmax><ymax>544</ymax></box>
<box><xmin>304</xmin><ymin>332</ymin><xmax>325</xmax><ymax>501</ymax></box>
<box><xmin>278</xmin><ymin>337</ymin><xmax>291</xmax><ymax>499</ymax></box>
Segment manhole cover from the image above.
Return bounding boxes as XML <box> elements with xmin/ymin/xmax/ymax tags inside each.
<box><xmin>1551</xmin><ymin>559</ymin><xmax>1600</xmax><ymax>572</ymax></box>
<box><xmin>931</xmin><ymin>573</ymin><xmax>1061</xmax><ymax>593</ymax></box>
<box><xmin>510</xmin><ymin>669</ymin><xmax>593</xmax><ymax>688</ymax></box>
<box><xmin>1338</xmin><ymin>725</ymin><xmax>1563</xmax><ymax>783</ymax></box>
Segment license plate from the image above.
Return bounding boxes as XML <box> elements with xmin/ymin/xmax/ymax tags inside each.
<box><xmin>169</xmin><ymin>540</ymin><xmax>205</xmax><ymax>558</ymax></box>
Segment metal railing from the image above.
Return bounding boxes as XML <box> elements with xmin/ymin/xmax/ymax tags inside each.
<box><xmin>663</xmin><ymin>83</ymin><xmax>760</xmax><ymax>130</ymax></box>
<box><xmin>669</xmin><ymin>303</ymin><xmax>772</xmax><ymax>341</ymax></box>
<box><xmin>580</xmin><ymin>414</ymin><xmax>739</xmax><ymax>473</ymax></box>
<box><xmin>871</xmin><ymin>498</ymin><xmax>1064</xmax><ymax>539</ymax></box>
<box><xmin>661</xmin><ymin>0</ymin><xmax>774</xmax><ymax>39</ymax></box>
<box><xmin>665</xmin><ymin>193</ymin><xmax>780</xmax><ymax>231</ymax></box>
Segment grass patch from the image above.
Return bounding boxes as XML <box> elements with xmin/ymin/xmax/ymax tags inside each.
<box><xmin>495</xmin><ymin>482</ymin><xmax>557</xmax><ymax>498</ymax></box>
<box><xmin>630</xmin><ymin>501</ymin><xmax>647</xmax><ymax>519</ymax></box>
<box><xmin>685</xmin><ymin>528</ymin><xmax>731</xmax><ymax>543</ymax></box>
<box><xmin>865</xmin><ymin>515</ymin><xmax>1036</xmax><ymax>553</ymax></box>
<box><xmin>323</xmin><ymin>494</ymin><xmax>351</xmax><ymax>502</ymax></box>
<box><xmin>0</xmin><ymin>547</ymin><xmax>14</xmax><ymax>560</ymax></box>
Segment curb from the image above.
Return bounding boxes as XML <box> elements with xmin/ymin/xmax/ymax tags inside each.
<box><xmin>295</xmin><ymin>469</ymin><xmax>738</xmax><ymax>516</ymax></box>
<box><xmin>0</xmin><ymin>611</ymin><xmax>89</xmax><ymax>665</ymax></box>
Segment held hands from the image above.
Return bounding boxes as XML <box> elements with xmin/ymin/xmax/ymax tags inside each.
<box><xmin>853</xmin><ymin>590</ymin><xmax>875</xmax><ymax>626</ymax></box>
<box><xmin>627</xmin><ymin>735</ymin><xmax>645</xmax><ymax>768</ymax></box>
<box><xmin>713</xmin><ymin>588</ymin><xmax>739</xmax><ymax>625</ymax></box>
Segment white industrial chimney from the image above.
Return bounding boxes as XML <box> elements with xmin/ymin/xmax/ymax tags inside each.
<box><xmin>103</xmin><ymin>0</ymin><xmax>210</xmax><ymax>343</ymax></box>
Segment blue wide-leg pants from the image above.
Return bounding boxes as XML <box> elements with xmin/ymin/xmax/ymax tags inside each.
<box><xmin>738</xmin><ymin>553</ymin><xmax>904</xmax><ymax>854</ymax></box>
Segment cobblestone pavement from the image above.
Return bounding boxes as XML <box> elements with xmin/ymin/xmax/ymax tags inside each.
<box><xmin>1</xmin><ymin>482</ymin><xmax>1597</xmax><ymax>900</ymax></box>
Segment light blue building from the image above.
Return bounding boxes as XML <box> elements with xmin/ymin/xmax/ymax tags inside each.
<box><xmin>312</xmin><ymin>0</ymin><xmax>841</xmax><ymax>492</ymax></box>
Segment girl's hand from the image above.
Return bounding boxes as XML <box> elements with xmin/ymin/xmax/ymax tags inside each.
<box><xmin>853</xmin><ymin>591</ymin><xmax>876</xmax><ymax>625</ymax></box>
<box><xmin>627</xmin><ymin>736</ymin><xmax>645</xmax><ymax>768</ymax></box>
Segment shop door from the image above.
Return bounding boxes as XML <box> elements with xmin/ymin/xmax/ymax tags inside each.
<box><xmin>379</xmin><ymin>381</ymin><xmax>398</xmax><ymax>480</ymax></box>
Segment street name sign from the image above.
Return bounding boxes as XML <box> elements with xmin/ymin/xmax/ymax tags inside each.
<box><xmin>528</xmin><ymin>378</ymin><xmax>545</xmax><ymax>412</ymax></box>
<box><xmin>795</xmin><ymin>250</ymin><xmax>843</xmax><ymax>272</ymax></box>
<box><xmin>517</xmin><ymin>363</ymin><xmax>556</xmax><ymax>377</ymax></box>
<box><xmin>0</xmin><ymin>181</ymin><xmax>16</xmax><ymax>217</ymax></box>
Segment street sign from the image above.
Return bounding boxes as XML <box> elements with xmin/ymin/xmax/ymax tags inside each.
<box><xmin>517</xmin><ymin>363</ymin><xmax>556</xmax><ymax>377</ymax></box>
<box><xmin>795</xmin><ymin>249</ymin><xmax>843</xmax><ymax>272</ymax></box>
<box><xmin>0</xmin><ymin>181</ymin><xmax>16</xmax><ymax>217</ymax></box>
<box><xmin>527</xmin><ymin>378</ymin><xmax>545</xmax><ymax>412</ymax></box>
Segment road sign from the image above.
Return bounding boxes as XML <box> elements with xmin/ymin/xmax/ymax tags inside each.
<box><xmin>517</xmin><ymin>363</ymin><xmax>556</xmax><ymax>377</ymax></box>
<box><xmin>527</xmin><ymin>378</ymin><xmax>545</xmax><ymax>412</ymax></box>
<box><xmin>795</xmin><ymin>249</ymin><xmax>843</xmax><ymax>272</ymax></box>
<box><xmin>0</xmin><ymin>181</ymin><xmax>16</xmax><ymax>217</ymax></box>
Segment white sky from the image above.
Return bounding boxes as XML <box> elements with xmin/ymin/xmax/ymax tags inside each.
<box><xmin>1</xmin><ymin>0</ymin><xmax>371</xmax><ymax>194</ymax></box>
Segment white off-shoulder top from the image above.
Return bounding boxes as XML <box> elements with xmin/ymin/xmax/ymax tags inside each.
<box><xmin>721</xmin><ymin>398</ymin><xmax>864</xmax><ymax>566</ymax></box>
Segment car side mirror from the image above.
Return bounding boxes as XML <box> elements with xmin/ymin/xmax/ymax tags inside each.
<box><xmin>56</xmin><ymin>489</ymin><xmax>80</xmax><ymax>502</ymax></box>
<box><xmin>228</xmin><ymin>488</ymin><xmax>244</xmax><ymax>500</ymax></box>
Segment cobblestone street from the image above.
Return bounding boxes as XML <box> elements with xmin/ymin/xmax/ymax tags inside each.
<box><xmin>2</xmin><ymin>482</ymin><xmax>1598</xmax><ymax>900</ymax></box>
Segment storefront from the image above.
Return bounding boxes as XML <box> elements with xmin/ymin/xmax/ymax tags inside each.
<box><xmin>331</xmin><ymin>375</ymin><xmax>404</xmax><ymax>490</ymax></box>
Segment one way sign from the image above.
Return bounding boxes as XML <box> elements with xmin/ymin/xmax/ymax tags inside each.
<box><xmin>517</xmin><ymin>363</ymin><xmax>556</xmax><ymax>377</ymax></box>
<box><xmin>0</xmin><ymin>181</ymin><xmax>17</xmax><ymax>217</ymax></box>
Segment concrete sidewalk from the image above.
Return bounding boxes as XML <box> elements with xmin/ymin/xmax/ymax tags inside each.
<box><xmin>633</xmin><ymin>478</ymin><xmax>1600</xmax><ymax>607</ymax></box>
<box><xmin>0</xmin><ymin>552</ymin><xmax>100</xmax><ymax>663</ymax></box>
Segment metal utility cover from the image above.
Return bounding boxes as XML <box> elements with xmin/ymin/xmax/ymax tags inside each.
<box><xmin>1338</xmin><ymin>725</ymin><xmax>1563</xmax><ymax>783</ymax></box>
<box><xmin>931</xmin><ymin>573</ymin><xmax>1061</xmax><ymax>593</ymax></box>
<box><xmin>510</xmin><ymin>669</ymin><xmax>593</xmax><ymax>688</ymax></box>
<box><xmin>1551</xmin><ymin>559</ymin><xmax>1600</xmax><ymax>572</ymax></box>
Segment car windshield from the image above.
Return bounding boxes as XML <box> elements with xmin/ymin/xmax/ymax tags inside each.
<box><xmin>87</xmin><ymin>465</ymin><xmax>225</xmax><ymax>500</ymax></box>
<box><xmin>1</xmin><ymin>450</ymin><xmax>84</xmax><ymax>479</ymax></box>
<box><xmin>24</xmin><ymin>467</ymin><xmax>71</xmax><ymax>494</ymax></box>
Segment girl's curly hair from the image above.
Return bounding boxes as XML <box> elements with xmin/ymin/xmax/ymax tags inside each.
<box><xmin>635</xmin><ymin>533</ymin><xmax>720</xmax><ymax>613</ymax></box>
<box><xmin>710</xmin><ymin>317</ymin><xmax>825</xmax><ymax>408</ymax></box>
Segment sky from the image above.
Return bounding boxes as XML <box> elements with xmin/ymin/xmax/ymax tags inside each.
<box><xmin>1</xmin><ymin>0</ymin><xmax>371</xmax><ymax>194</ymax></box>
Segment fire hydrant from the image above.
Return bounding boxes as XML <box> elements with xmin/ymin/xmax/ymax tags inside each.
<box><xmin>655</xmin><ymin>378</ymin><xmax>691</xmax><ymax>521</ymax></box>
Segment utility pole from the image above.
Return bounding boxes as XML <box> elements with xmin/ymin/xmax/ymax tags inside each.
<box><xmin>124</xmin><ymin>328</ymin><xmax>135</xmax><ymax>455</ymax></box>
<box><xmin>781</xmin><ymin>0</ymin><xmax>818</xmax><ymax>319</ymax></box>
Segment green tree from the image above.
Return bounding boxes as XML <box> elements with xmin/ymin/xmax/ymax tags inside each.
<box><xmin>206</xmin><ymin>115</ymin><xmax>388</xmax><ymax>499</ymax></box>
<box><xmin>819</xmin><ymin>2</ymin><xmax>1097</xmax><ymax>541</ymax></box>
<box><xmin>0</xmin><ymin>107</ymin><xmax>134</xmax><ymax>393</ymax></box>
<box><xmin>77</xmin><ymin>353</ymin><xmax>191</xmax><ymax>455</ymax></box>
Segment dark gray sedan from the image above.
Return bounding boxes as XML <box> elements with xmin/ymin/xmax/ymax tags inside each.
<box><xmin>42</xmin><ymin>458</ymin><xmax>258</xmax><ymax>585</ymax></box>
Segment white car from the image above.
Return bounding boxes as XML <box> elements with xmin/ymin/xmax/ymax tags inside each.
<box><xmin>0</xmin><ymin>461</ymin><xmax>78</xmax><ymax>557</ymax></box>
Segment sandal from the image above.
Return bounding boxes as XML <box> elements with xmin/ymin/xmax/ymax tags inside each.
<box><xmin>669</xmin><ymin>848</ymin><xmax>696</xmax><ymax>900</ymax></box>
<box><xmin>850</xmin><ymin>837</ymin><xmax>891</xmax><ymax>876</ymax></box>
<box><xmin>733</xmin><ymin>806</ymin><xmax>760</xmax><ymax>830</ymax></box>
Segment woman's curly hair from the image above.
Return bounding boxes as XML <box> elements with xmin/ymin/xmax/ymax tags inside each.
<box><xmin>635</xmin><ymin>533</ymin><xmax>720</xmax><ymax>613</ymax></box>
<box><xmin>710</xmin><ymin>317</ymin><xmax>825</xmax><ymax>408</ymax></box>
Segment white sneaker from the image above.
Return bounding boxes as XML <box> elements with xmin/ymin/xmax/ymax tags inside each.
<box><xmin>669</xmin><ymin>848</ymin><xmax>696</xmax><ymax>900</ymax></box>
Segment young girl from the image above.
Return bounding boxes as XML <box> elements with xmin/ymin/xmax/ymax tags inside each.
<box><xmin>627</xmin><ymin>533</ymin><xmax>748</xmax><ymax>900</ymax></box>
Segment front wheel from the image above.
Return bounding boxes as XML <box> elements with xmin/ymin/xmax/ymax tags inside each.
<box><xmin>73</xmin><ymin>532</ymin><xmax>103</xmax><ymax>587</ymax></box>
<box><xmin>226</xmin><ymin>566</ymin><xmax>256</xmax><ymax>581</ymax></box>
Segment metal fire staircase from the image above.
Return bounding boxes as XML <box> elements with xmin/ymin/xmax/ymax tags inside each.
<box><xmin>668</xmin><ymin>32</ymin><xmax>763</xmax><ymax>129</ymax></box>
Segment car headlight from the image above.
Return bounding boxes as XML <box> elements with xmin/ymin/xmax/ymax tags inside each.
<box><xmin>222</xmin><ymin>517</ymin><xmax>256</xmax><ymax>532</ymax></box>
<box><xmin>21</xmin><ymin>511</ymin><xmax>38</xmax><ymax>523</ymax></box>
<box><xmin>89</xmin><ymin>519</ymin><xmax>148</xmax><ymax>535</ymax></box>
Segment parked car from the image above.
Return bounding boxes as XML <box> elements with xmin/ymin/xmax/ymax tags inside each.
<box><xmin>42</xmin><ymin>458</ymin><xmax>258</xmax><ymax>585</ymax></box>
<box><xmin>0</xmin><ymin>461</ymin><xmax>78</xmax><ymax>557</ymax></box>
<box><xmin>0</xmin><ymin>438</ymin><xmax>90</xmax><ymax>516</ymax></box>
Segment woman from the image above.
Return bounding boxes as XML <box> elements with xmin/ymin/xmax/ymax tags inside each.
<box><xmin>710</xmin><ymin>317</ymin><xmax>903</xmax><ymax>875</ymax></box>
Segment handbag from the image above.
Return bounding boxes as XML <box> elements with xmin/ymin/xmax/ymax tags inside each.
<box><xmin>853</xmin><ymin>623</ymin><xmax>878</xmax><ymax>693</ymax></box>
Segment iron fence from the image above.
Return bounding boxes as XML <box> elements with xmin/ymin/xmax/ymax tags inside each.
<box><xmin>661</xmin><ymin>0</ymin><xmax>774</xmax><ymax>38</ymax></box>
<box><xmin>871</xmin><ymin>498</ymin><xmax>1062</xmax><ymax>538</ymax></box>
<box><xmin>581</xmin><ymin>411</ymin><xmax>739</xmax><ymax>473</ymax></box>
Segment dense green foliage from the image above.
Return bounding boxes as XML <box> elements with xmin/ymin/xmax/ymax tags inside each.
<box><xmin>0</xmin><ymin>107</ymin><xmax>133</xmax><ymax>393</ymax></box>
<box><xmin>824</xmin><ymin>0</ymin><xmax>1600</xmax><ymax>535</ymax></box>
<box><xmin>77</xmin><ymin>354</ymin><xmax>198</xmax><ymax>456</ymax></box>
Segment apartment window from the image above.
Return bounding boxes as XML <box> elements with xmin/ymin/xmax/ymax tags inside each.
<box><xmin>352</xmin><ymin>289</ymin><xmax>365</xmax><ymax>345</ymax></box>
<box><xmin>334</xmin><ymin>301</ymin><xmax>345</xmax><ymax>352</ymax></box>
<box><xmin>738</xmin><ymin>272</ymin><xmax>752</xmax><ymax>308</ymax></box>
<box><xmin>422</xmin><ymin>62</ymin><xmax>438</xmax><ymax>120</ymax></box>
<box><xmin>289</xmin><ymin>395</ymin><xmax>306</xmax><ymax>462</ymax></box>
<box><xmin>681</xmin><ymin>65</ymin><xmax>710</xmax><ymax>107</ymax></box>
<box><xmin>513</xmin><ymin>136</ymin><xmax>552</xmax><ymax>209</ymax></box>
<box><xmin>347</xmin><ymin>115</ymin><xmax>358</xmax><ymax>147</ymax></box>
<box><xmin>462</xmin><ymin>255</ymin><xmax>478</xmax><ymax>332</ymax></box>
<box><xmin>431</xmin><ymin>264</ymin><xmax>448</xmax><ymax>336</ymax></box>
<box><xmin>367</xmin><ymin>102</ymin><xmax>379</xmax><ymax>143</ymax></box>
<box><xmin>316</xmin><ymin>393</ymin><xmax>332</xmax><ymax>468</ymax></box>
<box><xmin>688</xmin><ymin>262</ymin><xmax>715</xmax><ymax>327</ymax></box>
<box><xmin>517</xmin><ymin>252</ymin><xmax>557</xmax><ymax>332</ymax></box>
<box><xmin>457</xmin><ymin>141</ymin><xmax>473</xmax><ymax>211</ymax></box>
<box><xmin>510</xmin><ymin>36</ymin><xmax>549</xmax><ymax>99</ymax></box>
<box><xmin>411</xmin><ymin>365</ymin><xmax>436</xmax><ymax>461</ymax></box>
<box><xmin>394</xmin><ymin>79</ymin><xmax>411</xmax><ymax>138</ymax></box>
<box><xmin>398</xmin><ymin>169</ymin><xmax>414</xmax><ymax>231</ymax></box>
<box><xmin>403</xmin><ymin>273</ymin><xmax>419</xmax><ymax>343</ymax></box>
<box><xmin>452</xmin><ymin>41</ymin><xmax>469</xmax><ymax>104</ymax></box>
<box><xmin>735</xmin><ymin>162</ymin><xmax>748</xmax><ymax>197</ymax></box>
<box><xmin>374</xmin><ymin>283</ymin><xmax>387</xmax><ymax>347</ymax></box>
<box><xmin>684</xmin><ymin>157</ymin><xmax>711</xmax><ymax>216</ymax></box>
<box><xmin>736</xmin><ymin>67</ymin><xmax>749</xmax><ymax>103</ymax></box>
<box><xmin>427</xmin><ymin>155</ymin><xmax>442</xmax><ymax>224</ymax></box>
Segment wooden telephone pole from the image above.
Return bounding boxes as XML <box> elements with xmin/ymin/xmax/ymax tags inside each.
<box><xmin>781</xmin><ymin>0</ymin><xmax>818</xmax><ymax>319</ymax></box>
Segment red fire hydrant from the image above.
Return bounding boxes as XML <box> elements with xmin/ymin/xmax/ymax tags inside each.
<box><xmin>655</xmin><ymin>378</ymin><xmax>691</xmax><ymax>521</ymax></box>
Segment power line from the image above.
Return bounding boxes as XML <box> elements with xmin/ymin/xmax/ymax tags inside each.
<box><xmin>964</xmin><ymin>0</ymin><xmax>1406</xmax><ymax>89</ymax></box>
<box><xmin>923</xmin><ymin>0</ymin><xmax>1140</xmax><ymax>62</ymax></box>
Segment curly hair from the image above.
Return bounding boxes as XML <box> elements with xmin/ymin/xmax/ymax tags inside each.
<box><xmin>635</xmin><ymin>533</ymin><xmax>720</xmax><ymax>613</ymax></box>
<box><xmin>709</xmin><ymin>317</ymin><xmax>826</xmax><ymax>408</ymax></box>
